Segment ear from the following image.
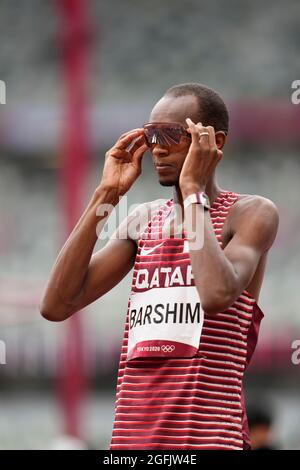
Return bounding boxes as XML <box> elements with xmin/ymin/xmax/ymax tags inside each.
<box><xmin>215</xmin><ymin>131</ymin><xmax>226</xmax><ymax>150</ymax></box>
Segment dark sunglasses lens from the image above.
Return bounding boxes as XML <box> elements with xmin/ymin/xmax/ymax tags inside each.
<box><xmin>163</xmin><ymin>128</ymin><xmax>182</xmax><ymax>145</ymax></box>
<box><xmin>144</xmin><ymin>126</ymin><xmax>183</xmax><ymax>147</ymax></box>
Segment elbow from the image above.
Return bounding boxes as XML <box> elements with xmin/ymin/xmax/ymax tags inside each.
<box><xmin>39</xmin><ymin>300</ymin><xmax>71</xmax><ymax>322</ymax></box>
<box><xmin>201</xmin><ymin>289</ymin><xmax>235</xmax><ymax>315</ymax></box>
<box><xmin>39</xmin><ymin>285</ymin><xmax>78</xmax><ymax>322</ymax></box>
<box><xmin>202</xmin><ymin>302</ymin><xmax>224</xmax><ymax>315</ymax></box>
<box><xmin>202</xmin><ymin>300</ymin><xmax>229</xmax><ymax>315</ymax></box>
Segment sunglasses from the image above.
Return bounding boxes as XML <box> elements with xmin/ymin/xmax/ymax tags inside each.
<box><xmin>143</xmin><ymin>122</ymin><xmax>192</xmax><ymax>147</ymax></box>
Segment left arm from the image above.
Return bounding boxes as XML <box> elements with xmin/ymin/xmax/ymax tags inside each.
<box><xmin>180</xmin><ymin>118</ymin><xmax>279</xmax><ymax>314</ymax></box>
<box><xmin>184</xmin><ymin>196</ymin><xmax>279</xmax><ymax>314</ymax></box>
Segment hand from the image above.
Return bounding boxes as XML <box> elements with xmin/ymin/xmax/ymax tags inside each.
<box><xmin>179</xmin><ymin>118</ymin><xmax>223</xmax><ymax>197</ymax></box>
<box><xmin>100</xmin><ymin>128</ymin><xmax>148</xmax><ymax>196</ymax></box>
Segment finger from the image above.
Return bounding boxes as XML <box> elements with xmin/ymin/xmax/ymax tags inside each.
<box><xmin>194</xmin><ymin>122</ymin><xmax>211</xmax><ymax>152</ymax></box>
<box><xmin>198</xmin><ymin>125</ymin><xmax>216</xmax><ymax>152</ymax></box>
<box><xmin>119</xmin><ymin>128</ymin><xmax>144</xmax><ymax>139</ymax></box>
<box><xmin>118</xmin><ymin>129</ymin><xmax>144</xmax><ymax>146</ymax></box>
<box><xmin>132</xmin><ymin>143</ymin><xmax>148</xmax><ymax>164</ymax></box>
<box><xmin>195</xmin><ymin>122</ymin><xmax>209</xmax><ymax>142</ymax></box>
<box><xmin>115</xmin><ymin>129</ymin><xmax>145</xmax><ymax>150</ymax></box>
<box><xmin>186</xmin><ymin>118</ymin><xmax>201</xmax><ymax>145</ymax></box>
<box><xmin>110</xmin><ymin>147</ymin><xmax>131</xmax><ymax>162</ymax></box>
<box><xmin>127</xmin><ymin>135</ymin><xmax>146</xmax><ymax>155</ymax></box>
<box><xmin>206</xmin><ymin>127</ymin><xmax>220</xmax><ymax>159</ymax></box>
<box><xmin>195</xmin><ymin>122</ymin><xmax>209</xmax><ymax>138</ymax></box>
<box><xmin>205</xmin><ymin>126</ymin><xmax>217</xmax><ymax>148</ymax></box>
<box><xmin>111</xmin><ymin>135</ymin><xmax>146</xmax><ymax>164</ymax></box>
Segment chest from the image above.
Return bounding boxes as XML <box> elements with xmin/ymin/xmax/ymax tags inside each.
<box><xmin>157</xmin><ymin>205</ymin><xmax>233</xmax><ymax>249</ymax></box>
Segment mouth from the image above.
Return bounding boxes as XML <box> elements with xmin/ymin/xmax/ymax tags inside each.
<box><xmin>155</xmin><ymin>162</ymin><xmax>174</xmax><ymax>172</ymax></box>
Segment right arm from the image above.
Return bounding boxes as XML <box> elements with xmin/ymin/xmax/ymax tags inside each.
<box><xmin>39</xmin><ymin>127</ymin><xmax>148</xmax><ymax>321</ymax></box>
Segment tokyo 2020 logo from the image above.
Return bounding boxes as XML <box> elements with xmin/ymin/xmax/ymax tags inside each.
<box><xmin>161</xmin><ymin>345</ymin><xmax>175</xmax><ymax>353</ymax></box>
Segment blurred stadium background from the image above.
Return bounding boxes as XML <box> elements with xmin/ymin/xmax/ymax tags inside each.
<box><xmin>0</xmin><ymin>0</ymin><xmax>300</xmax><ymax>449</ymax></box>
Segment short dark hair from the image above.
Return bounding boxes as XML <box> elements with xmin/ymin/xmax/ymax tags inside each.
<box><xmin>164</xmin><ymin>82</ymin><xmax>229</xmax><ymax>135</ymax></box>
<box><xmin>248</xmin><ymin>407</ymin><xmax>273</xmax><ymax>430</ymax></box>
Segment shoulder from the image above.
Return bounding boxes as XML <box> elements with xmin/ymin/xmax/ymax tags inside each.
<box><xmin>229</xmin><ymin>193</ymin><xmax>279</xmax><ymax>249</ymax></box>
<box><xmin>231</xmin><ymin>193</ymin><xmax>279</xmax><ymax>221</ymax></box>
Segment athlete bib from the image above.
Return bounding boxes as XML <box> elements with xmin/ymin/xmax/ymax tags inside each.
<box><xmin>127</xmin><ymin>285</ymin><xmax>204</xmax><ymax>360</ymax></box>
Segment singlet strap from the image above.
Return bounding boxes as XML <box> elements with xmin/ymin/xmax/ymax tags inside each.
<box><xmin>140</xmin><ymin>190</ymin><xmax>239</xmax><ymax>241</ymax></box>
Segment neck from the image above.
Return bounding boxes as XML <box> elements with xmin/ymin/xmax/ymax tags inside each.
<box><xmin>173</xmin><ymin>176</ymin><xmax>225</xmax><ymax>209</ymax></box>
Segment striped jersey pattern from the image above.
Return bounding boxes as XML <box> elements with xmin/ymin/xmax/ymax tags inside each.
<box><xmin>110</xmin><ymin>190</ymin><xmax>263</xmax><ymax>450</ymax></box>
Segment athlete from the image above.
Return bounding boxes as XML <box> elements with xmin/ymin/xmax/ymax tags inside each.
<box><xmin>40</xmin><ymin>83</ymin><xmax>279</xmax><ymax>450</ymax></box>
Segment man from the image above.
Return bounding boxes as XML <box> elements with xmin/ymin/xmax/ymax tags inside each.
<box><xmin>40</xmin><ymin>83</ymin><xmax>279</xmax><ymax>450</ymax></box>
<box><xmin>248</xmin><ymin>406</ymin><xmax>276</xmax><ymax>450</ymax></box>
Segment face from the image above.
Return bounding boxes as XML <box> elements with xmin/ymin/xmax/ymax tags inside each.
<box><xmin>147</xmin><ymin>95</ymin><xmax>199</xmax><ymax>186</ymax></box>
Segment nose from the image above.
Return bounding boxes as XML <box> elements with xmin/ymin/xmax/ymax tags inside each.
<box><xmin>151</xmin><ymin>144</ymin><xmax>169</xmax><ymax>157</ymax></box>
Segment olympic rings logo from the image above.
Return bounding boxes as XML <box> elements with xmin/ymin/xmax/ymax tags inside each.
<box><xmin>161</xmin><ymin>345</ymin><xmax>175</xmax><ymax>353</ymax></box>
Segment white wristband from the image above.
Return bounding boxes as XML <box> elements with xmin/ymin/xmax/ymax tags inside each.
<box><xmin>183</xmin><ymin>192</ymin><xmax>211</xmax><ymax>210</ymax></box>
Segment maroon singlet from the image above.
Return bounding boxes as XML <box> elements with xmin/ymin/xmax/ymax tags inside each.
<box><xmin>110</xmin><ymin>190</ymin><xmax>264</xmax><ymax>450</ymax></box>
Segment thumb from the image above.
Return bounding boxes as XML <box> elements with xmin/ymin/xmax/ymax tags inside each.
<box><xmin>132</xmin><ymin>143</ymin><xmax>148</xmax><ymax>165</ymax></box>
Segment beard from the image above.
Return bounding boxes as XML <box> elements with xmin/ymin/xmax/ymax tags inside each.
<box><xmin>159</xmin><ymin>178</ymin><xmax>178</xmax><ymax>187</ymax></box>
<box><xmin>157</xmin><ymin>172</ymin><xmax>179</xmax><ymax>187</ymax></box>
